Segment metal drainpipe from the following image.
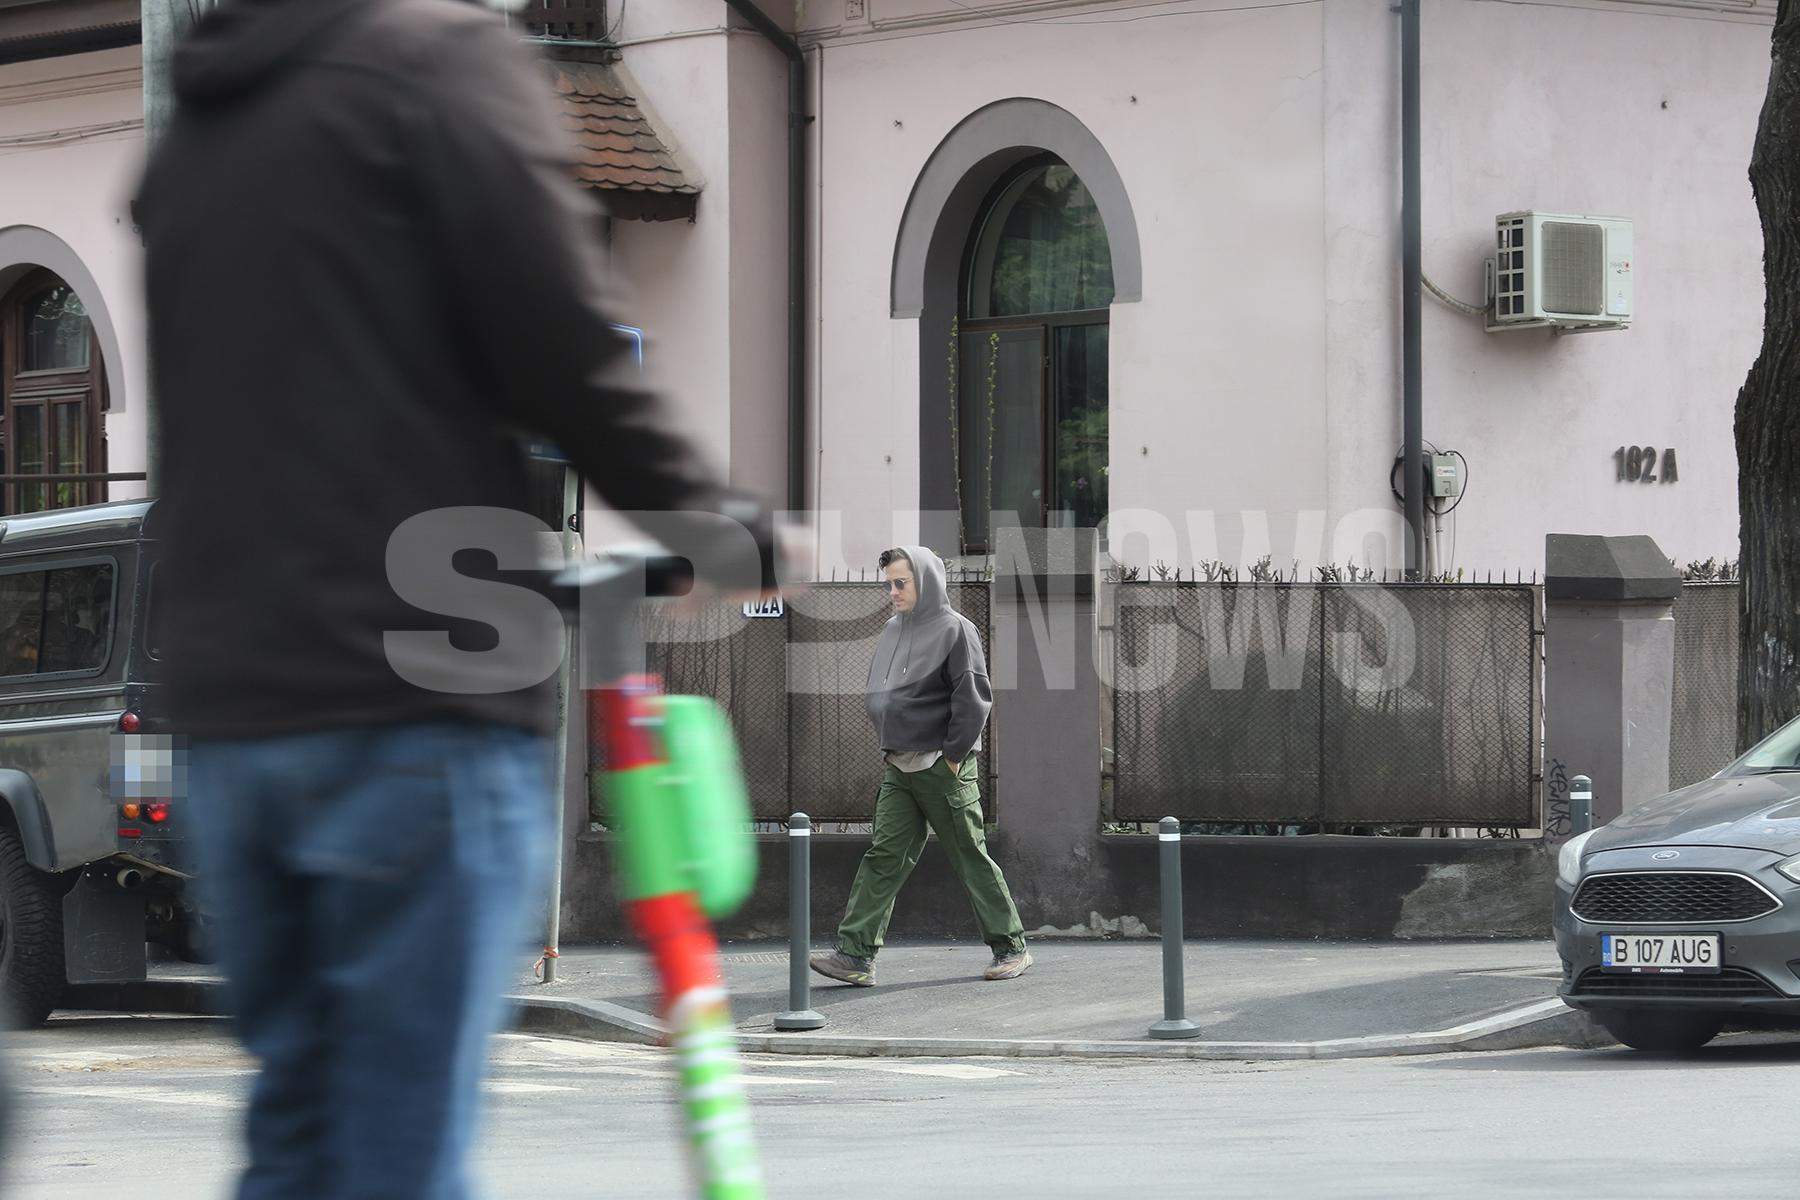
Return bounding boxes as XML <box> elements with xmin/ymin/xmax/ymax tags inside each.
<box><xmin>721</xmin><ymin>1</ymin><xmax>807</xmax><ymax>514</ymax></box>
<box><xmin>1401</xmin><ymin>0</ymin><xmax>1424</xmax><ymax>578</ymax></box>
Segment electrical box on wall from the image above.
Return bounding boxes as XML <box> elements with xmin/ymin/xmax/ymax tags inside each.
<box><xmin>1429</xmin><ymin>453</ymin><xmax>1463</xmax><ymax>499</ymax></box>
<box><xmin>1488</xmin><ymin>212</ymin><xmax>1632</xmax><ymax>333</ymax></box>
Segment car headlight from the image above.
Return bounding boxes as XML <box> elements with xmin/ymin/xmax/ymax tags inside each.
<box><xmin>1557</xmin><ymin>829</ymin><xmax>1597</xmax><ymax>887</ymax></box>
<box><xmin>1776</xmin><ymin>854</ymin><xmax>1800</xmax><ymax>885</ymax></box>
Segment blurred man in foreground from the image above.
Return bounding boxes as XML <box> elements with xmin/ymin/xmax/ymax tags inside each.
<box><xmin>135</xmin><ymin>1</ymin><xmax>772</xmax><ymax>1195</ymax></box>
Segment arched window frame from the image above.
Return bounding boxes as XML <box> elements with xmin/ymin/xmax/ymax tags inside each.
<box><xmin>955</xmin><ymin>155</ymin><xmax>1111</xmax><ymax>554</ymax></box>
<box><xmin>0</xmin><ymin>269</ymin><xmax>107</xmax><ymax>515</ymax></box>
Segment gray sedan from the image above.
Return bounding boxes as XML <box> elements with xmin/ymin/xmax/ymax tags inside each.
<box><xmin>1554</xmin><ymin>717</ymin><xmax>1800</xmax><ymax>1050</ymax></box>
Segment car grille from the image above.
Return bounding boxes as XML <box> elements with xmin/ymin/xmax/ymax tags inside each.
<box><xmin>1570</xmin><ymin>872</ymin><xmax>1778</xmax><ymax>924</ymax></box>
<box><xmin>1570</xmin><ymin>967</ymin><xmax>1782</xmax><ymax>999</ymax></box>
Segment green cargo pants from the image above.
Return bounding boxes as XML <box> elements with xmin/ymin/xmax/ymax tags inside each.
<box><xmin>836</xmin><ymin>755</ymin><xmax>1026</xmax><ymax>960</ymax></box>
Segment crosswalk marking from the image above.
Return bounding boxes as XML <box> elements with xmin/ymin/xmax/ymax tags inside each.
<box><xmin>19</xmin><ymin>1084</ymin><xmax>240</xmax><ymax>1110</ymax></box>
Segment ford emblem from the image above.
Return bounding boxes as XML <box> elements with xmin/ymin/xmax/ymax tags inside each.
<box><xmin>1652</xmin><ymin>850</ymin><xmax>1681</xmax><ymax>861</ymax></box>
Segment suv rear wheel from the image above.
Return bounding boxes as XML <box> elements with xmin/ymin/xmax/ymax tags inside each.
<box><xmin>0</xmin><ymin>825</ymin><xmax>63</xmax><ymax>1028</ymax></box>
<box><xmin>1596</xmin><ymin>1008</ymin><xmax>1723</xmax><ymax>1052</ymax></box>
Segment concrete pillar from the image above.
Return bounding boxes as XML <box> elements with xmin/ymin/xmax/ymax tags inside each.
<box><xmin>990</xmin><ymin>528</ymin><xmax>1102</xmax><ymax>912</ymax></box>
<box><xmin>140</xmin><ymin>0</ymin><xmax>213</xmax><ymax>494</ymax></box>
<box><xmin>1543</xmin><ymin>534</ymin><xmax>1681</xmax><ymax>829</ymax></box>
<box><xmin>141</xmin><ymin>0</ymin><xmax>199</xmax><ymax>147</ymax></box>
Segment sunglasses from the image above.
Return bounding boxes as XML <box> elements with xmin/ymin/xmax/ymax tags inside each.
<box><xmin>883</xmin><ymin>577</ymin><xmax>914</xmax><ymax>593</ymax></box>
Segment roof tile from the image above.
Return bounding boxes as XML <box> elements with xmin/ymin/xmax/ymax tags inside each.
<box><xmin>547</xmin><ymin>59</ymin><xmax>699</xmax><ymax>198</ymax></box>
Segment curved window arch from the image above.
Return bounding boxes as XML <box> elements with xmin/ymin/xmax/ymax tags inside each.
<box><xmin>1</xmin><ymin>269</ymin><xmax>107</xmax><ymax>513</ymax></box>
<box><xmin>966</xmin><ymin>162</ymin><xmax>1115</xmax><ymax>320</ymax></box>
<box><xmin>956</xmin><ymin>159</ymin><xmax>1111</xmax><ymax>551</ymax></box>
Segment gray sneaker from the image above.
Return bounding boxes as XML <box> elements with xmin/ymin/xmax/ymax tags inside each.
<box><xmin>983</xmin><ymin>947</ymin><xmax>1032</xmax><ymax>981</ymax></box>
<box><xmin>809</xmin><ymin>950</ymin><xmax>875</xmax><ymax>987</ymax></box>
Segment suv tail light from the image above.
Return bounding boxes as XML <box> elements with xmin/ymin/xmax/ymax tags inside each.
<box><xmin>118</xmin><ymin>711</ymin><xmax>141</xmax><ymax>733</ymax></box>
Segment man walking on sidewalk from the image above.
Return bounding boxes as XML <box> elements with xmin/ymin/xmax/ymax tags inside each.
<box><xmin>811</xmin><ymin>546</ymin><xmax>1030</xmax><ymax>986</ymax></box>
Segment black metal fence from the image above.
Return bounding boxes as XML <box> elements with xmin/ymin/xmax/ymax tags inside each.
<box><xmin>1669</xmin><ymin>582</ymin><xmax>1740</xmax><ymax>789</ymax></box>
<box><xmin>590</xmin><ymin>579</ymin><xmax>994</xmax><ymax>823</ymax></box>
<box><xmin>1110</xmin><ymin>582</ymin><xmax>1540</xmax><ymax>826</ymax></box>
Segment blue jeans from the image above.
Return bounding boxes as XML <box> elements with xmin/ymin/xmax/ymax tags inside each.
<box><xmin>190</xmin><ymin>722</ymin><xmax>553</xmax><ymax>1200</ymax></box>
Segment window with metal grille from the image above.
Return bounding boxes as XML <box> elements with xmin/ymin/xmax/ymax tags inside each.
<box><xmin>506</xmin><ymin>0</ymin><xmax>609</xmax><ymax>40</ymax></box>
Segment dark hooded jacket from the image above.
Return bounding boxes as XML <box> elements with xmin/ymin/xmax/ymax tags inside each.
<box><xmin>864</xmin><ymin>547</ymin><xmax>992</xmax><ymax>767</ymax></box>
<box><xmin>135</xmin><ymin>0</ymin><xmax>766</xmax><ymax>736</ymax></box>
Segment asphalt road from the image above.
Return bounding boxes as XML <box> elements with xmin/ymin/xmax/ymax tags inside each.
<box><xmin>6</xmin><ymin>1013</ymin><xmax>1797</xmax><ymax>1198</ymax></box>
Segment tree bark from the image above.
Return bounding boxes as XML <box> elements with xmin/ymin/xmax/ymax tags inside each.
<box><xmin>1738</xmin><ymin>0</ymin><xmax>1800</xmax><ymax>748</ymax></box>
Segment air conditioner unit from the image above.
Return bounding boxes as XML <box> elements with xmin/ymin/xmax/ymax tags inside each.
<box><xmin>1488</xmin><ymin>211</ymin><xmax>1632</xmax><ymax>333</ymax></box>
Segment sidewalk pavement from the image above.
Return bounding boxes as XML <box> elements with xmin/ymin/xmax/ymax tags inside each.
<box><xmin>113</xmin><ymin>937</ymin><xmax>1605</xmax><ymax>1061</ymax></box>
<box><xmin>509</xmin><ymin>938</ymin><xmax>1609</xmax><ymax>1060</ymax></box>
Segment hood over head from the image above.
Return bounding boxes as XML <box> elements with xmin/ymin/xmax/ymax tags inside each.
<box><xmin>173</xmin><ymin>0</ymin><xmax>376</xmax><ymax>106</ymax></box>
<box><xmin>895</xmin><ymin>544</ymin><xmax>950</xmax><ymax>623</ymax></box>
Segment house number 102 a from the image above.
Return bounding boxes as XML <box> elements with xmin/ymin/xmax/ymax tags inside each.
<box><xmin>1615</xmin><ymin>446</ymin><xmax>1678</xmax><ymax>484</ymax></box>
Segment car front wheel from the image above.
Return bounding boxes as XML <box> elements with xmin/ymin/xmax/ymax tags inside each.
<box><xmin>0</xmin><ymin>825</ymin><xmax>63</xmax><ymax>1028</ymax></box>
<box><xmin>1596</xmin><ymin>1008</ymin><xmax>1723</xmax><ymax>1052</ymax></box>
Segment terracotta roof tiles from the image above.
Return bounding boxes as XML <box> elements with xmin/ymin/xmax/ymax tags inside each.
<box><xmin>547</xmin><ymin>59</ymin><xmax>699</xmax><ymax>202</ymax></box>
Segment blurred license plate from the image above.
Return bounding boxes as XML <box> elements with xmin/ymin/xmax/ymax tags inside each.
<box><xmin>1601</xmin><ymin>933</ymin><xmax>1720</xmax><ymax>974</ymax></box>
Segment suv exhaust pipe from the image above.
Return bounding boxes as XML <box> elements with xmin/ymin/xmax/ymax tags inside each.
<box><xmin>115</xmin><ymin>867</ymin><xmax>145</xmax><ymax>890</ymax></box>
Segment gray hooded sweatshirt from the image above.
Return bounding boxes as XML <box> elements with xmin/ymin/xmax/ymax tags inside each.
<box><xmin>865</xmin><ymin>546</ymin><xmax>992</xmax><ymax>766</ymax></box>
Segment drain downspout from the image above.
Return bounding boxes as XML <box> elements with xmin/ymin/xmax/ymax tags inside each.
<box><xmin>722</xmin><ymin>1</ymin><xmax>807</xmax><ymax>513</ymax></box>
<box><xmin>1401</xmin><ymin>0</ymin><xmax>1424</xmax><ymax>577</ymax></box>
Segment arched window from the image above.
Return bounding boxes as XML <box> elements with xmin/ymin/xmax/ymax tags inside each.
<box><xmin>956</xmin><ymin>158</ymin><xmax>1111</xmax><ymax>553</ymax></box>
<box><xmin>0</xmin><ymin>270</ymin><xmax>106</xmax><ymax>514</ymax></box>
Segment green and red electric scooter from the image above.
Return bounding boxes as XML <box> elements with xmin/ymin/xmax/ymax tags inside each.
<box><xmin>555</xmin><ymin>551</ymin><xmax>764</xmax><ymax>1200</ymax></box>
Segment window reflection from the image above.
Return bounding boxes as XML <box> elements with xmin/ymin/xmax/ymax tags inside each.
<box><xmin>956</xmin><ymin>159</ymin><xmax>1114</xmax><ymax>550</ymax></box>
<box><xmin>1053</xmin><ymin>325</ymin><xmax>1108</xmax><ymax>530</ymax></box>
<box><xmin>0</xmin><ymin>563</ymin><xmax>113</xmax><ymax>677</ymax></box>
<box><xmin>22</xmin><ymin>286</ymin><xmax>90</xmax><ymax>372</ymax></box>
<box><xmin>967</xmin><ymin>166</ymin><xmax>1115</xmax><ymax>320</ymax></box>
<box><xmin>13</xmin><ymin>406</ymin><xmax>45</xmax><ymax>514</ymax></box>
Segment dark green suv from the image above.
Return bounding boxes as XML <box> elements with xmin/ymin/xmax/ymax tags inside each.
<box><xmin>0</xmin><ymin>499</ymin><xmax>197</xmax><ymax>1027</ymax></box>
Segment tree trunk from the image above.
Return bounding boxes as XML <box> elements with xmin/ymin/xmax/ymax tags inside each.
<box><xmin>1738</xmin><ymin>0</ymin><xmax>1800</xmax><ymax>749</ymax></box>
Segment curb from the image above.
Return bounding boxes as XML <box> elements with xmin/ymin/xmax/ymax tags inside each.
<box><xmin>510</xmin><ymin>995</ymin><xmax>666</xmax><ymax>1045</ymax></box>
<box><xmin>505</xmin><ymin>993</ymin><xmax>1612</xmax><ymax>1061</ymax></box>
<box><xmin>64</xmin><ymin>976</ymin><xmax>1610</xmax><ymax>1061</ymax></box>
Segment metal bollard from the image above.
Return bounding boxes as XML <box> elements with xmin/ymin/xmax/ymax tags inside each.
<box><xmin>1148</xmin><ymin>817</ymin><xmax>1199</xmax><ymax>1039</ymax></box>
<box><xmin>1570</xmin><ymin>775</ymin><xmax>1594</xmax><ymax>836</ymax></box>
<box><xmin>774</xmin><ymin>812</ymin><xmax>826</xmax><ymax>1031</ymax></box>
